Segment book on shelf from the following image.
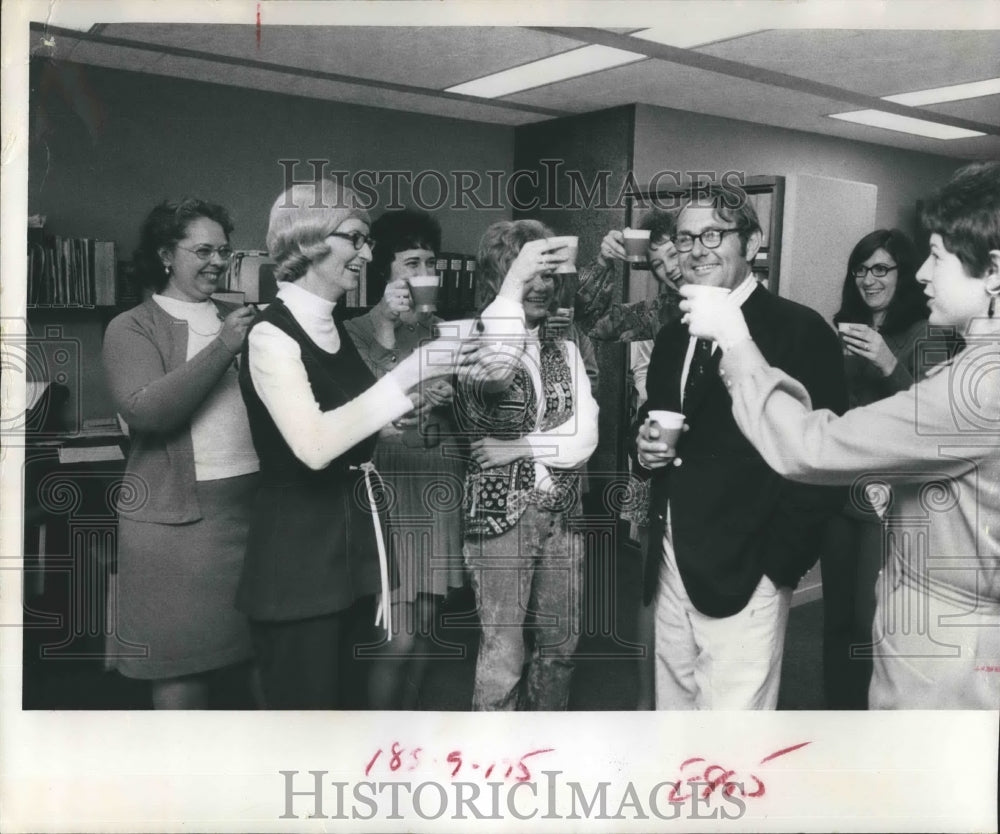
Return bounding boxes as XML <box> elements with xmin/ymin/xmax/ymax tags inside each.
<box><xmin>26</xmin><ymin>228</ymin><xmax>118</xmax><ymax>307</ymax></box>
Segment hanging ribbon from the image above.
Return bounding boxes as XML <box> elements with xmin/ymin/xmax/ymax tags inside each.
<box><xmin>352</xmin><ymin>461</ymin><xmax>392</xmax><ymax>640</ymax></box>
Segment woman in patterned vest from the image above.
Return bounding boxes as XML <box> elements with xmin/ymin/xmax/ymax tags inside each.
<box><xmin>458</xmin><ymin>220</ymin><xmax>600</xmax><ymax>710</ymax></box>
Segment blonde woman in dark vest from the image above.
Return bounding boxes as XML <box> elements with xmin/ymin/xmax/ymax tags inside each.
<box><xmin>238</xmin><ymin>180</ymin><xmax>498</xmax><ymax>709</ymax></box>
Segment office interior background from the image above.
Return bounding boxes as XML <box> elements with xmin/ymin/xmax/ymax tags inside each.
<box><xmin>17</xmin><ymin>16</ymin><xmax>1000</xmax><ymax>710</ymax></box>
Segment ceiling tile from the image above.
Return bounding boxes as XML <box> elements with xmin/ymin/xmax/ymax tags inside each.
<box><xmin>698</xmin><ymin>29</ymin><xmax>1000</xmax><ymax>99</ymax></box>
<box><xmin>99</xmin><ymin>24</ymin><xmax>583</xmax><ymax>90</ymax></box>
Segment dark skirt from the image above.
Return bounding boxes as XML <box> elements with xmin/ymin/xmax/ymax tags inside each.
<box><xmin>110</xmin><ymin>473</ymin><xmax>257</xmax><ymax>680</ymax></box>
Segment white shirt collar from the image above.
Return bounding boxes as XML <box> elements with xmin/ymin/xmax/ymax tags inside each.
<box><xmin>728</xmin><ymin>272</ymin><xmax>758</xmax><ymax>308</ymax></box>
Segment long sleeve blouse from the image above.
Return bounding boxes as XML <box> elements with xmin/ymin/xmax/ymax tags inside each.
<box><xmin>719</xmin><ymin>339</ymin><xmax>1000</xmax><ymax>609</ymax></box>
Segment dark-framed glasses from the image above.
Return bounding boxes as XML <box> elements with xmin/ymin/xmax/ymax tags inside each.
<box><xmin>177</xmin><ymin>244</ymin><xmax>234</xmax><ymax>262</ymax></box>
<box><xmin>672</xmin><ymin>227</ymin><xmax>740</xmax><ymax>253</ymax></box>
<box><xmin>851</xmin><ymin>263</ymin><xmax>898</xmax><ymax>279</ymax></box>
<box><xmin>329</xmin><ymin>231</ymin><xmax>376</xmax><ymax>251</ymax></box>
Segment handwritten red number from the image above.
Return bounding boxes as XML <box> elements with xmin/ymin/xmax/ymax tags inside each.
<box><xmin>364</xmin><ymin>749</ymin><xmax>381</xmax><ymax>777</ymax></box>
<box><xmin>389</xmin><ymin>742</ymin><xmax>403</xmax><ymax>772</ymax></box>
<box><xmin>447</xmin><ymin>750</ymin><xmax>462</xmax><ymax>777</ymax></box>
<box><xmin>409</xmin><ymin>747</ymin><xmax>422</xmax><ymax>771</ymax></box>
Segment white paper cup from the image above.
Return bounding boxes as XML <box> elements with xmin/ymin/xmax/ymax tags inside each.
<box><xmin>623</xmin><ymin>228</ymin><xmax>651</xmax><ymax>262</ymax></box>
<box><xmin>647</xmin><ymin>409</ymin><xmax>685</xmax><ymax>446</ymax></box>
<box><xmin>546</xmin><ymin>235</ymin><xmax>578</xmax><ymax>274</ymax></box>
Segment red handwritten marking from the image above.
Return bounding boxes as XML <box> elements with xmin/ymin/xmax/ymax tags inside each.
<box><xmin>975</xmin><ymin>665</ymin><xmax>1000</xmax><ymax>672</ymax></box>
<box><xmin>256</xmin><ymin>4</ymin><xmax>262</xmax><ymax>49</ymax></box>
<box><xmin>366</xmin><ymin>745</ymin><xmax>554</xmax><ymax>782</ymax></box>
<box><xmin>759</xmin><ymin>741</ymin><xmax>811</xmax><ymax>765</ymax></box>
<box><xmin>666</xmin><ymin>742</ymin><xmax>809</xmax><ymax>804</ymax></box>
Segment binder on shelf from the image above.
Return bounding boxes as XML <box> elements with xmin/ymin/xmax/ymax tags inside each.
<box><xmin>461</xmin><ymin>257</ymin><xmax>477</xmax><ymax>311</ymax></box>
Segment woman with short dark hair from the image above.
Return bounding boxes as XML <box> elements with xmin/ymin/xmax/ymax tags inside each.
<box><xmin>103</xmin><ymin>198</ymin><xmax>259</xmax><ymax>708</ymax></box>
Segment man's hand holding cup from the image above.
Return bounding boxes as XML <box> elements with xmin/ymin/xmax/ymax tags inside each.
<box><xmin>636</xmin><ymin>410</ymin><xmax>686</xmax><ymax>470</ymax></box>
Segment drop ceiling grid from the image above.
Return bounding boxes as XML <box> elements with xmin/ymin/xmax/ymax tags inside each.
<box><xmin>131</xmin><ymin>52</ymin><xmax>540</xmax><ymax>126</ymax></box>
<box><xmin>99</xmin><ymin>24</ymin><xmax>586</xmax><ymax>90</ymax></box>
<box><xmin>698</xmin><ymin>29</ymin><xmax>1000</xmax><ymax>99</ymax></box>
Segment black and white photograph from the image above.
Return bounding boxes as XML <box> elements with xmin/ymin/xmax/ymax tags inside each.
<box><xmin>1</xmin><ymin>1</ymin><xmax>998</xmax><ymax>830</ymax></box>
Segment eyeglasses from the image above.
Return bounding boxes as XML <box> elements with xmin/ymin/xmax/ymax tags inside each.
<box><xmin>177</xmin><ymin>244</ymin><xmax>234</xmax><ymax>261</ymax></box>
<box><xmin>851</xmin><ymin>263</ymin><xmax>898</xmax><ymax>279</ymax></box>
<box><xmin>672</xmin><ymin>228</ymin><xmax>740</xmax><ymax>253</ymax></box>
<box><xmin>328</xmin><ymin>231</ymin><xmax>376</xmax><ymax>251</ymax></box>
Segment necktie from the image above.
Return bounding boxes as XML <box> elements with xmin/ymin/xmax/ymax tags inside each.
<box><xmin>683</xmin><ymin>338</ymin><xmax>714</xmax><ymax>407</ymax></box>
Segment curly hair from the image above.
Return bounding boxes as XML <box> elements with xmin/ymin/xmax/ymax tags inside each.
<box><xmin>132</xmin><ymin>198</ymin><xmax>234</xmax><ymax>292</ymax></box>
<box><xmin>473</xmin><ymin>219</ymin><xmax>555</xmax><ymax>311</ymax></box>
<box><xmin>833</xmin><ymin>229</ymin><xmax>927</xmax><ymax>335</ymax></box>
<box><xmin>638</xmin><ymin>208</ymin><xmax>677</xmax><ymax>245</ymax></box>
<box><xmin>266</xmin><ymin>179</ymin><xmax>371</xmax><ymax>283</ymax></box>
<box><xmin>920</xmin><ymin>161</ymin><xmax>1000</xmax><ymax>279</ymax></box>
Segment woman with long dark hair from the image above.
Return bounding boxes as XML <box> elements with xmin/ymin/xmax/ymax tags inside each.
<box><xmin>822</xmin><ymin>228</ymin><xmax>939</xmax><ymax>708</ymax></box>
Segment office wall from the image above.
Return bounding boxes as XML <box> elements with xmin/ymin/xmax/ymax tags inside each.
<box><xmin>27</xmin><ymin>60</ymin><xmax>515</xmax><ymax>420</ymax></box>
<box><xmin>632</xmin><ymin>104</ymin><xmax>964</xmax><ymax>316</ymax></box>
<box><xmin>513</xmin><ymin>106</ymin><xmax>636</xmax><ymax>481</ymax></box>
<box><xmin>633</xmin><ymin>104</ymin><xmax>961</xmax><ymax>235</ymax></box>
<box><xmin>29</xmin><ymin>59</ymin><xmax>515</xmax><ymax>255</ymax></box>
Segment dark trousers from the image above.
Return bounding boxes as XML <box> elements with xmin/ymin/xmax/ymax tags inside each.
<box><xmin>820</xmin><ymin>512</ymin><xmax>883</xmax><ymax>709</ymax></box>
<box><xmin>250</xmin><ymin>599</ymin><xmax>373</xmax><ymax>709</ymax></box>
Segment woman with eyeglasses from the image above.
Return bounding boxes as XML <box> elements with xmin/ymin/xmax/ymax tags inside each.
<box><xmin>679</xmin><ymin>161</ymin><xmax>1000</xmax><ymax>709</ymax></box>
<box><xmin>821</xmin><ymin>229</ymin><xmax>942</xmax><ymax>709</ymax></box>
<box><xmin>102</xmin><ymin>199</ymin><xmax>260</xmax><ymax>708</ymax></box>
<box><xmin>235</xmin><ymin>181</ymin><xmax>481</xmax><ymax>709</ymax></box>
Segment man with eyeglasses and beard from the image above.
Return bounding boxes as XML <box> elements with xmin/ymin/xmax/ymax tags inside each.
<box><xmin>634</xmin><ymin>182</ymin><xmax>847</xmax><ymax>710</ymax></box>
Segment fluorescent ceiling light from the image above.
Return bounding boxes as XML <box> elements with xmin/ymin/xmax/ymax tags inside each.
<box><xmin>828</xmin><ymin>110</ymin><xmax>984</xmax><ymax>140</ymax></box>
<box><xmin>631</xmin><ymin>24</ymin><xmax>763</xmax><ymax>49</ymax></box>
<box><xmin>882</xmin><ymin>77</ymin><xmax>1000</xmax><ymax>106</ymax></box>
<box><xmin>445</xmin><ymin>45</ymin><xmax>645</xmax><ymax>98</ymax></box>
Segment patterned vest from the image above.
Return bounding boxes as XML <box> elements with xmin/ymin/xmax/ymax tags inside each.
<box><xmin>460</xmin><ymin>335</ymin><xmax>581</xmax><ymax>538</ymax></box>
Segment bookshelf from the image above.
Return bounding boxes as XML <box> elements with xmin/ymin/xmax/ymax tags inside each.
<box><xmin>28</xmin><ymin>225</ymin><xmax>119</xmax><ymax>308</ymax></box>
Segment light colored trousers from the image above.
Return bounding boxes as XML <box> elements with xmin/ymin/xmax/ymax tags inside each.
<box><xmin>654</xmin><ymin>535</ymin><xmax>792</xmax><ymax>710</ymax></box>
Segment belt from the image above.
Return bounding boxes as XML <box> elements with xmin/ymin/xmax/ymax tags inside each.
<box><xmin>350</xmin><ymin>461</ymin><xmax>392</xmax><ymax>640</ymax></box>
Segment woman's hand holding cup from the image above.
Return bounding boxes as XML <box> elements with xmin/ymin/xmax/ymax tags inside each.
<box><xmin>498</xmin><ymin>238</ymin><xmax>567</xmax><ymax>302</ymax></box>
<box><xmin>373</xmin><ymin>278</ymin><xmax>413</xmax><ymax>323</ymax></box>
<box><xmin>679</xmin><ymin>285</ymin><xmax>751</xmax><ymax>350</ymax></box>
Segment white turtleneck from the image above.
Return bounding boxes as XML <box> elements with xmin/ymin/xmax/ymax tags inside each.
<box><xmin>247</xmin><ymin>281</ymin><xmax>414</xmax><ymax>470</ymax></box>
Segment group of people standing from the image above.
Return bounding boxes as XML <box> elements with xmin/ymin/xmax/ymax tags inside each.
<box><xmin>102</xmin><ymin>160</ymin><xmax>1000</xmax><ymax>713</ymax></box>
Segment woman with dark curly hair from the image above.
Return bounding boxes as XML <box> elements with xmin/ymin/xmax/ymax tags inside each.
<box><xmin>102</xmin><ymin>199</ymin><xmax>259</xmax><ymax>708</ymax></box>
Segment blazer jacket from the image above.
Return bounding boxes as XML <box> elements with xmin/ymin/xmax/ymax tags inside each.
<box><xmin>637</xmin><ymin>284</ymin><xmax>847</xmax><ymax>617</ymax></box>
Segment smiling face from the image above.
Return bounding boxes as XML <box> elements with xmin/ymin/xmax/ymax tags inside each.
<box><xmin>389</xmin><ymin>247</ymin><xmax>437</xmax><ymax>280</ymax></box>
<box><xmin>308</xmin><ymin>217</ymin><xmax>373</xmax><ymax>301</ymax></box>
<box><xmin>917</xmin><ymin>233</ymin><xmax>995</xmax><ymax>329</ymax></box>
<box><xmin>854</xmin><ymin>247</ymin><xmax>899</xmax><ymax>315</ymax></box>
<box><xmin>522</xmin><ymin>271</ymin><xmax>557</xmax><ymax>327</ymax></box>
<box><xmin>676</xmin><ymin>205</ymin><xmax>759</xmax><ymax>290</ymax></box>
<box><xmin>160</xmin><ymin>216</ymin><xmax>230</xmax><ymax>302</ymax></box>
<box><xmin>647</xmin><ymin>236</ymin><xmax>681</xmax><ymax>287</ymax></box>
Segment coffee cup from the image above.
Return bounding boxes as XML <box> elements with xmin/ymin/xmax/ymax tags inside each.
<box><xmin>647</xmin><ymin>409</ymin><xmax>686</xmax><ymax>447</ymax></box>
<box><xmin>683</xmin><ymin>284</ymin><xmax>731</xmax><ymax>300</ymax></box>
<box><xmin>408</xmin><ymin>275</ymin><xmax>441</xmax><ymax>313</ymax></box>
<box><xmin>837</xmin><ymin>322</ymin><xmax>854</xmax><ymax>353</ymax></box>
<box><xmin>545</xmin><ymin>236</ymin><xmax>578</xmax><ymax>274</ymax></box>
<box><xmin>623</xmin><ymin>228</ymin><xmax>651</xmax><ymax>263</ymax></box>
